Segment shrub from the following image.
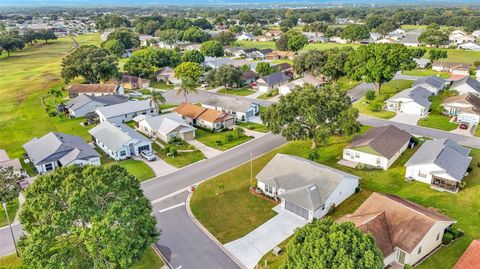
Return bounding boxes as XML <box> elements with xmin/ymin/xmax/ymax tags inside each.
<box><xmin>411</xmin><ymin>136</ymin><xmax>419</xmax><ymax>145</ymax></box>
<box><xmin>365</xmin><ymin>90</ymin><xmax>376</xmax><ymax>101</ymax></box>
<box><xmin>467</xmin><ymin>166</ymin><xmax>473</xmax><ymax>173</ymax></box>
<box><xmin>369</xmin><ymin>101</ymin><xmax>383</xmax><ymax>112</ymax></box>
<box><xmin>225</xmin><ymin>134</ymin><xmax>235</xmax><ymax>142</ymax></box>
<box><xmin>48</xmin><ymin>111</ymin><xmax>58</xmax><ymax>117</ymax></box>
<box><xmin>168</xmin><ymin>146</ymin><xmax>178</xmax><ymax>157</ymax></box>
<box><xmin>215</xmin><ymin>140</ymin><xmax>223</xmax><ymax>146</ymax></box>
<box><xmin>449</xmin><ymin>227</ymin><xmax>464</xmax><ymax>239</ymax></box>
<box><xmin>442</xmin><ymin>232</ymin><xmax>453</xmax><ymax>245</ymax></box>
<box><xmin>308</xmin><ymin>150</ymin><xmax>319</xmax><ymax>161</ymax></box>
<box><xmin>404</xmin><ymin>264</ymin><xmax>413</xmax><ymax>269</ymax></box>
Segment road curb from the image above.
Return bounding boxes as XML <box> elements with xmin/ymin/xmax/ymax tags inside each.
<box><xmin>185</xmin><ymin>191</ymin><xmax>247</xmax><ymax>269</ymax></box>
<box><xmin>151</xmin><ymin>244</ymin><xmax>173</xmax><ymax>269</ymax></box>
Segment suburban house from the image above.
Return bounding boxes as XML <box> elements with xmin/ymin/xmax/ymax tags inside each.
<box><xmin>432</xmin><ymin>62</ymin><xmax>470</xmax><ymax>76</ymax></box>
<box><xmin>67</xmin><ymin>84</ymin><xmax>124</xmax><ymax>98</ymax></box>
<box><xmin>343</xmin><ymin>125</ymin><xmax>412</xmax><ymax>170</ymax></box>
<box><xmin>405</xmin><ymin>138</ymin><xmax>472</xmax><ymax>192</ymax></box>
<box><xmin>413</xmin><ymin>58</ymin><xmax>430</xmax><ymax>69</ymax></box>
<box><xmin>274</xmin><ymin>62</ymin><xmax>294</xmax><ymax>74</ymax></box>
<box><xmin>412</xmin><ymin>76</ymin><xmax>447</xmax><ymax>95</ymax></box>
<box><xmin>257</xmin><ymin>71</ymin><xmax>291</xmax><ymax>92</ymax></box>
<box><xmin>450</xmin><ymin>34</ymin><xmax>476</xmax><ymax>45</ymax></box>
<box><xmin>135</xmin><ymin>113</ymin><xmax>196</xmax><ymax>142</ymax></box>
<box><xmin>264</xmin><ymin>29</ymin><xmax>282</xmax><ymax>37</ymax></box>
<box><xmin>96</xmin><ymin>99</ymin><xmax>157</xmax><ymax>123</ymax></box>
<box><xmin>265</xmin><ymin>51</ymin><xmax>297</xmax><ymax>60</ymax></box>
<box><xmin>225</xmin><ymin>47</ymin><xmax>247</xmax><ymax>57</ymax></box>
<box><xmin>242</xmin><ymin>70</ymin><xmax>259</xmax><ymax>85</ymax></box>
<box><xmin>385</xmin><ymin>86</ymin><xmax>432</xmax><ymax>116</ymax></box>
<box><xmin>237</xmin><ymin>32</ymin><xmax>255</xmax><ymax>41</ymax></box>
<box><xmin>458</xmin><ymin>41</ymin><xmax>480</xmax><ymax>51</ymax></box>
<box><xmin>337</xmin><ymin>192</ymin><xmax>455</xmax><ymax>268</ymax></box>
<box><xmin>248</xmin><ymin>48</ymin><xmax>273</xmax><ymax>59</ymax></box>
<box><xmin>256</xmin><ymin>154</ymin><xmax>359</xmax><ymax>221</ymax></box>
<box><xmin>65</xmin><ymin>94</ymin><xmax>128</xmax><ymax>118</ymax></box>
<box><xmin>23</xmin><ymin>132</ymin><xmax>101</xmax><ymax>173</ymax></box>
<box><xmin>0</xmin><ymin>149</ymin><xmax>24</xmax><ymax>176</ymax></box>
<box><xmin>89</xmin><ymin>121</ymin><xmax>152</xmax><ymax>161</ymax></box>
<box><xmin>278</xmin><ymin>74</ymin><xmax>324</xmax><ymax>96</ymax></box>
<box><xmin>180</xmin><ymin>43</ymin><xmax>202</xmax><ymax>51</ymax></box>
<box><xmin>174</xmin><ymin>102</ymin><xmax>235</xmax><ymax>131</ymax></box>
<box><xmin>154</xmin><ymin>67</ymin><xmax>179</xmax><ymax>84</ymax></box>
<box><xmin>443</xmin><ymin>93</ymin><xmax>480</xmax><ymax>125</ymax></box>
<box><xmin>202</xmin><ymin>58</ymin><xmax>236</xmax><ymax>69</ymax></box>
<box><xmin>118</xmin><ymin>74</ymin><xmax>151</xmax><ymax>90</ymax></box>
<box><xmin>201</xmin><ymin>95</ymin><xmax>260</xmax><ymax>122</ymax></box>
<box><xmin>451</xmin><ymin>76</ymin><xmax>480</xmax><ymax>95</ymax></box>
<box><xmin>452</xmin><ymin>240</ymin><xmax>480</xmax><ymax>269</ymax></box>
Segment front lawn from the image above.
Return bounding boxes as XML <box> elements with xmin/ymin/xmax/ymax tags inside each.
<box><xmin>0</xmin><ymin>199</ymin><xmax>19</xmax><ymax>227</ymax></box>
<box><xmin>353</xmin><ymin>97</ymin><xmax>396</xmax><ymax>119</ymax></box>
<box><xmin>402</xmin><ymin>69</ymin><xmax>450</xmax><ymax>79</ymax></box>
<box><xmin>194</xmin><ymin>129</ymin><xmax>253</xmax><ymax>151</ymax></box>
<box><xmin>475</xmin><ymin>125</ymin><xmax>480</xmax><ymax>137</ymax></box>
<box><xmin>190</xmin><ymin>130</ymin><xmax>480</xmax><ymax>269</ymax></box>
<box><xmin>0</xmin><ymin>246</ymin><xmax>163</xmax><ymax>269</ymax></box>
<box><xmin>152</xmin><ymin>141</ymin><xmax>205</xmax><ymax>168</ymax></box>
<box><xmin>417</xmin><ymin>114</ymin><xmax>459</xmax><ymax>131</ymax></box>
<box><xmin>379</xmin><ymin>79</ymin><xmax>414</xmax><ymax>95</ymax></box>
<box><xmin>236</xmin><ymin>121</ymin><xmax>269</xmax><ymax>133</ymax></box>
<box><xmin>217</xmin><ymin>87</ymin><xmax>255</xmax><ymax>96</ymax></box>
<box><xmin>258</xmin><ymin>89</ymin><xmax>279</xmax><ymax>100</ymax></box>
<box><xmin>335</xmin><ymin>77</ymin><xmax>362</xmax><ymax>91</ymax></box>
<box><xmin>116</xmin><ymin>159</ymin><xmax>156</xmax><ymax>182</ymax></box>
<box><xmin>150</xmin><ymin>81</ymin><xmax>175</xmax><ymax>90</ymax></box>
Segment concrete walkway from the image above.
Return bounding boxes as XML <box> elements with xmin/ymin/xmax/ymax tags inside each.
<box><xmin>132</xmin><ymin>156</ymin><xmax>178</xmax><ymax>177</ymax></box>
<box><xmin>187</xmin><ymin>140</ymin><xmax>222</xmax><ymax>158</ymax></box>
<box><xmin>246</xmin><ymin>90</ymin><xmax>264</xmax><ymax>99</ymax></box>
<box><xmin>224</xmin><ymin>206</ymin><xmax>307</xmax><ymax>269</ymax></box>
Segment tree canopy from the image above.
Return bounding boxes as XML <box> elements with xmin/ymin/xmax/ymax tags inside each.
<box><xmin>261</xmin><ymin>85</ymin><xmax>360</xmax><ymax>148</ymax></box>
<box><xmin>61</xmin><ymin>45</ymin><xmax>120</xmax><ymax>84</ymax></box>
<box><xmin>345</xmin><ymin>43</ymin><xmax>415</xmax><ymax>93</ymax></box>
<box><xmin>340</xmin><ymin>24</ymin><xmax>370</xmax><ymax>42</ymax></box>
<box><xmin>0</xmin><ymin>33</ymin><xmax>25</xmax><ymax>57</ymax></box>
<box><xmin>207</xmin><ymin>65</ymin><xmax>244</xmax><ymax>89</ymax></box>
<box><xmin>281</xmin><ymin>218</ymin><xmax>384</xmax><ymax>269</ymax></box>
<box><xmin>200</xmin><ymin>40</ymin><xmax>224</xmax><ymax>57</ymax></box>
<box><xmin>18</xmin><ymin>165</ymin><xmax>158</xmax><ymax>269</ymax></box>
<box><xmin>101</xmin><ymin>39</ymin><xmax>126</xmax><ymax>57</ymax></box>
<box><xmin>0</xmin><ymin>167</ymin><xmax>20</xmax><ymax>204</ymax></box>
<box><xmin>418</xmin><ymin>29</ymin><xmax>449</xmax><ymax>47</ymax></box>
<box><xmin>107</xmin><ymin>28</ymin><xmax>140</xmax><ymax>49</ymax></box>
<box><xmin>174</xmin><ymin>61</ymin><xmax>202</xmax><ymax>82</ymax></box>
<box><xmin>214</xmin><ymin>31</ymin><xmax>237</xmax><ymax>46</ymax></box>
<box><xmin>124</xmin><ymin>47</ymin><xmax>181</xmax><ymax>78</ymax></box>
<box><xmin>256</xmin><ymin>62</ymin><xmax>277</xmax><ymax>76</ymax></box>
<box><xmin>181</xmin><ymin>50</ymin><xmax>205</xmax><ymax>64</ymax></box>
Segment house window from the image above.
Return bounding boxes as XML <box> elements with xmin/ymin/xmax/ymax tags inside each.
<box><xmin>44</xmin><ymin>163</ymin><xmax>54</xmax><ymax>171</ymax></box>
<box><xmin>418</xmin><ymin>170</ymin><xmax>427</xmax><ymax>178</ymax></box>
<box><xmin>355</xmin><ymin>152</ymin><xmax>360</xmax><ymax>158</ymax></box>
<box><xmin>376</xmin><ymin>158</ymin><xmax>381</xmax><ymax>165</ymax></box>
<box><xmin>265</xmin><ymin>184</ymin><xmax>276</xmax><ymax>195</ymax></box>
<box><xmin>120</xmin><ymin>151</ymin><xmax>127</xmax><ymax>157</ymax></box>
<box><xmin>125</xmin><ymin>115</ymin><xmax>128</xmax><ymax>118</ymax></box>
<box><xmin>418</xmin><ymin>246</ymin><xmax>422</xmax><ymax>255</ymax></box>
<box><xmin>436</xmin><ymin>233</ymin><xmax>440</xmax><ymax>241</ymax></box>
<box><xmin>345</xmin><ymin>150</ymin><xmax>350</xmax><ymax>156</ymax></box>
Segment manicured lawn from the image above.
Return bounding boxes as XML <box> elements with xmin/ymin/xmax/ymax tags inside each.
<box><xmin>475</xmin><ymin>125</ymin><xmax>480</xmax><ymax>137</ymax></box>
<box><xmin>236</xmin><ymin>121</ymin><xmax>269</xmax><ymax>133</ymax></box>
<box><xmin>116</xmin><ymin>159</ymin><xmax>156</xmax><ymax>182</ymax></box>
<box><xmin>302</xmin><ymin>42</ymin><xmax>358</xmax><ymax>51</ymax></box>
<box><xmin>258</xmin><ymin>89</ymin><xmax>279</xmax><ymax>100</ymax></box>
<box><xmin>0</xmin><ymin>199</ymin><xmax>19</xmax><ymax>227</ymax></box>
<box><xmin>0</xmin><ymin>246</ymin><xmax>163</xmax><ymax>269</ymax></box>
<box><xmin>159</xmin><ymin>104</ymin><xmax>177</xmax><ymax>111</ymax></box>
<box><xmin>191</xmin><ymin>129</ymin><xmax>480</xmax><ymax>269</ymax></box>
<box><xmin>235</xmin><ymin>41</ymin><xmax>275</xmax><ymax>50</ymax></box>
<box><xmin>418</xmin><ymin>114</ymin><xmax>459</xmax><ymax>131</ymax></box>
<box><xmin>217</xmin><ymin>87</ymin><xmax>255</xmax><ymax>96</ymax></box>
<box><xmin>152</xmin><ymin>141</ymin><xmax>205</xmax><ymax>168</ymax></box>
<box><xmin>402</xmin><ymin>69</ymin><xmax>450</xmax><ymax>79</ymax></box>
<box><xmin>270</xmin><ymin>59</ymin><xmax>293</xmax><ymax>65</ymax></box>
<box><xmin>354</xmin><ymin>97</ymin><xmax>396</xmax><ymax>119</ymax></box>
<box><xmin>380</xmin><ymin>79</ymin><xmax>414</xmax><ymax>95</ymax></box>
<box><xmin>194</xmin><ymin>129</ymin><xmax>253</xmax><ymax>151</ymax></box>
<box><xmin>336</xmin><ymin>76</ymin><xmax>362</xmax><ymax>91</ymax></box>
<box><xmin>0</xmin><ymin>33</ymin><xmax>101</xmax><ymax>160</ymax></box>
<box><xmin>151</xmin><ymin>81</ymin><xmax>175</xmax><ymax>90</ymax></box>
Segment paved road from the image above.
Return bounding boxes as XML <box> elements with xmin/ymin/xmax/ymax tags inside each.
<box><xmin>359</xmin><ymin>115</ymin><xmax>480</xmax><ymax>149</ymax></box>
<box><xmin>347</xmin><ymin>82</ymin><xmax>375</xmax><ymax>101</ymax></box>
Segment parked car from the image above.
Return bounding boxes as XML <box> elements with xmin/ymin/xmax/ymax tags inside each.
<box><xmin>459</xmin><ymin>123</ymin><xmax>469</xmax><ymax>130</ymax></box>
<box><xmin>140</xmin><ymin>150</ymin><xmax>156</xmax><ymax>161</ymax></box>
<box><xmin>129</xmin><ymin>91</ymin><xmax>142</xmax><ymax>97</ymax></box>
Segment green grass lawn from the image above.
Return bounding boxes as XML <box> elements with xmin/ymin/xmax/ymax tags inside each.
<box><xmin>475</xmin><ymin>125</ymin><xmax>480</xmax><ymax>137</ymax></box>
<box><xmin>335</xmin><ymin>77</ymin><xmax>362</xmax><ymax>91</ymax></box>
<box><xmin>0</xmin><ymin>199</ymin><xmax>19</xmax><ymax>227</ymax></box>
<box><xmin>217</xmin><ymin>87</ymin><xmax>255</xmax><ymax>96</ymax></box>
<box><xmin>191</xmin><ymin>129</ymin><xmax>480</xmax><ymax>269</ymax></box>
<box><xmin>195</xmin><ymin>129</ymin><xmax>253</xmax><ymax>151</ymax></box>
<box><xmin>236</xmin><ymin>121</ymin><xmax>269</xmax><ymax>133</ymax></box>
<box><xmin>116</xmin><ymin>159</ymin><xmax>156</xmax><ymax>182</ymax></box>
<box><xmin>0</xmin><ymin>33</ymin><xmax>101</xmax><ymax>160</ymax></box>
<box><xmin>235</xmin><ymin>40</ymin><xmax>357</xmax><ymax>52</ymax></box>
<box><xmin>418</xmin><ymin>91</ymin><xmax>459</xmax><ymax>131</ymax></box>
<box><xmin>152</xmin><ymin>141</ymin><xmax>205</xmax><ymax>168</ymax></box>
<box><xmin>270</xmin><ymin>59</ymin><xmax>293</xmax><ymax>65</ymax></box>
<box><xmin>380</xmin><ymin>79</ymin><xmax>414</xmax><ymax>95</ymax></box>
<box><xmin>0</xmin><ymin>246</ymin><xmax>164</xmax><ymax>269</ymax></box>
<box><xmin>258</xmin><ymin>89</ymin><xmax>279</xmax><ymax>100</ymax></box>
<box><xmin>151</xmin><ymin>81</ymin><xmax>175</xmax><ymax>90</ymax></box>
<box><xmin>354</xmin><ymin>97</ymin><xmax>396</xmax><ymax>119</ymax></box>
<box><xmin>402</xmin><ymin>69</ymin><xmax>450</xmax><ymax>79</ymax></box>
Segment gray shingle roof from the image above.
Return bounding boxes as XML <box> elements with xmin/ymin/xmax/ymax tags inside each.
<box><xmin>387</xmin><ymin>86</ymin><xmax>432</xmax><ymax>108</ymax></box>
<box><xmin>203</xmin><ymin>95</ymin><xmax>256</xmax><ymax>113</ymax></box>
<box><xmin>413</xmin><ymin>76</ymin><xmax>446</xmax><ymax>91</ymax></box>
<box><xmin>256</xmin><ymin>154</ymin><xmax>359</xmax><ymax>211</ymax></box>
<box><xmin>65</xmin><ymin>95</ymin><xmax>128</xmax><ymax>111</ymax></box>
<box><xmin>89</xmin><ymin>121</ymin><xmax>150</xmax><ymax>152</ymax></box>
<box><xmin>405</xmin><ymin>138</ymin><xmax>471</xmax><ymax>181</ymax></box>
<box><xmin>259</xmin><ymin>71</ymin><xmax>290</xmax><ymax>87</ymax></box>
<box><xmin>452</xmin><ymin>76</ymin><xmax>480</xmax><ymax>94</ymax></box>
<box><xmin>96</xmin><ymin>99</ymin><xmax>154</xmax><ymax>119</ymax></box>
<box><xmin>141</xmin><ymin>113</ymin><xmax>195</xmax><ymax>135</ymax></box>
<box><xmin>23</xmin><ymin>132</ymin><xmax>99</xmax><ymax>166</ymax></box>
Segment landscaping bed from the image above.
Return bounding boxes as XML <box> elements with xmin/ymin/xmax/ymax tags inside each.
<box><xmin>194</xmin><ymin>128</ymin><xmax>253</xmax><ymax>151</ymax></box>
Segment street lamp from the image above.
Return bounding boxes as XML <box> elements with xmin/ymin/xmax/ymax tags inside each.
<box><xmin>2</xmin><ymin>202</ymin><xmax>19</xmax><ymax>257</ymax></box>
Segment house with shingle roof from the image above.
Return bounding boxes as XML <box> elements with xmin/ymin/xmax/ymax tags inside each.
<box><xmin>95</xmin><ymin>99</ymin><xmax>157</xmax><ymax>123</ymax></box>
<box><xmin>135</xmin><ymin>113</ymin><xmax>196</xmax><ymax>142</ymax></box>
<box><xmin>343</xmin><ymin>125</ymin><xmax>412</xmax><ymax>170</ymax></box>
<box><xmin>173</xmin><ymin>102</ymin><xmax>234</xmax><ymax>131</ymax></box>
<box><xmin>89</xmin><ymin>121</ymin><xmax>152</xmax><ymax>161</ymax></box>
<box><xmin>405</xmin><ymin>138</ymin><xmax>472</xmax><ymax>192</ymax></box>
<box><xmin>256</xmin><ymin>154</ymin><xmax>359</xmax><ymax>221</ymax></box>
<box><xmin>443</xmin><ymin>93</ymin><xmax>480</xmax><ymax>125</ymax></box>
<box><xmin>23</xmin><ymin>132</ymin><xmax>100</xmax><ymax>173</ymax></box>
<box><xmin>337</xmin><ymin>192</ymin><xmax>455</xmax><ymax>268</ymax></box>
<box><xmin>453</xmin><ymin>240</ymin><xmax>480</xmax><ymax>269</ymax></box>
<box><xmin>451</xmin><ymin>76</ymin><xmax>480</xmax><ymax>95</ymax></box>
<box><xmin>117</xmin><ymin>73</ymin><xmax>151</xmax><ymax>90</ymax></box>
<box><xmin>67</xmin><ymin>84</ymin><xmax>124</xmax><ymax>98</ymax></box>
<box><xmin>257</xmin><ymin>71</ymin><xmax>291</xmax><ymax>93</ymax></box>
<box><xmin>412</xmin><ymin>76</ymin><xmax>447</xmax><ymax>95</ymax></box>
<box><xmin>65</xmin><ymin>94</ymin><xmax>128</xmax><ymax>118</ymax></box>
<box><xmin>0</xmin><ymin>149</ymin><xmax>24</xmax><ymax>176</ymax></box>
<box><xmin>432</xmin><ymin>62</ymin><xmax>470</xmax><ymax>77</ymax></box>
<box><xmin>201</xmin><ymin>96</ymin><xmax>259</xmax><ymax>122</ymax></box>
<box><xmin>385</xmin><ymin>86</ymin><xmax>432</xmax><ymax>116</ymax></box>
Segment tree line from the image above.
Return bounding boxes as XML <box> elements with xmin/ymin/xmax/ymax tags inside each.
<box><xmin>0</xmin><ymin>29</ymin><xmax>57</xmax><ymax>57</ymax></box>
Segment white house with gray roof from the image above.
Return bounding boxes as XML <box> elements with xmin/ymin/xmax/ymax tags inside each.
<box><xmin>201</xmin><ymin>96</ymin><xmax>259</xmax><ymax>121</ymax></box>
<box><xmin>135</xmin><ymin>113</ymin><xmax>196</xmax><ymax>143</ymax></box>
<box><xmin>451</xmin><ymin>76</ymin><xmax>480</xmax><ymax>95</ymax></box>
<box><xmin>256</xmin><ymin>154</ymin><xmax>359</xmax><ymax>220</ymax></box>
<box><xmin>412</xmin><ymin>76</ymin><xmax>447</xmax><ymax>95</ymax></box>
<box><xmin>405</xmin><ymin>139</ymin><xmax>472</xmax><ymax>193</ymax></box>
<box><xmin>385</xmin><ymin>86</ymin><xmax>432</xmax><ymax>116</ymax></box>
<box><xmin>96</xmin><ymin>99</ymin><xmax>157</xmax><ymax>123</ymax></box>
<box><xmin>23</xmin><ymin>132</ymin><xmax>100</xmax><ymax>173</ymax></box>
<box><xmin>65</xmin><ymin>94</ymin><xmax>128</xmax><ymax>118</ymax></box>
<box><xmin>89</xmin><ymin>121</ymin><xmax>152</xmax><ymax>161</ymax></box>
<box><xmin>257</xmin><ymin>71</ymin><xmax>291</xmax><ymax>93</ymax></box>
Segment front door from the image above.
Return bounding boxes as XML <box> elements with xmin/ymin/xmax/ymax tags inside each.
<box><xmin>397</xmin><ymin>249</ymin><xmax>406</xmax><ymax>264</ymax></box>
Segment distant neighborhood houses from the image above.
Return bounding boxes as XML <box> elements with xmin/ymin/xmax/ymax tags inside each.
<box><xmin>67</xmin><ymin>84</ymin><xmax>125</xmax><ymax>98</ymax></box>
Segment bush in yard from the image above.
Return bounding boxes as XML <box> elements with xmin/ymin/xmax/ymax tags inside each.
<box><xmin>235</xmin><ymin>127</ymin><xmax>245</xmax><ymax>137</ymax></box>
<box><xmin>308</xmin><ymin>149</ymin><xmax>319</xmax><ymax>161</ymax></box>
<box><xmin>215</xmin><ymin>140</ymin><xmax>223</xmax><ymax>146</ymax></box>
<box><xmin>365</xmin><ymin>90</ymin><xmax>376</xmax><ymax>101</ymax></box>
<box><xmin>168</xmin><ymin>146</ymin><xmax>178</xmax><ymax>157</ymax></box>
<box><xmin>225</xmin><ymin>134</ymin><xmax>235</xmax><ymax>142</ymax></box>
<box><xmin>442</xmin><ymin>232</ymin><xmax>453</xmax><ymax>245</ymax></box>
<box><xmin>369</xmin><ymin>101</ymin><xmax>383</xmax><ymax>112</ymax></box>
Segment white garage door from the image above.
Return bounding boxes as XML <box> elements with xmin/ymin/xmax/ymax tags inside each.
<box><xmin>285</xmin><ymin>201</ymin><xmax>309</xmax><ymax>219</ymax></box>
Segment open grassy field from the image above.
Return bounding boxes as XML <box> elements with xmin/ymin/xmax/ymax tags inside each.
<box><xmin>191</xmin><ymin>128</ymin><xmax>480</xmax><ymax>269</ymax></box>
<box><xmin>0</xmin><ymin>33</ymin><xmax>101</xmax><ymax>160</ymax></box>
<box><xmin>336</xmin><ymin>76</ymin><xmax>362</xmax><ymax>91</ymax></box>
<box><xmin>0</xmin><ymin>246</ymin><xmax>164</xmax><ymax>269</ymax></box>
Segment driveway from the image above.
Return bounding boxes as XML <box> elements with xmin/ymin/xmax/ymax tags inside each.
<box><xmin>389</xmin><ymin>113</ymin><xmax>423</xmax><ymax>125</ymax></box>
<box><xmin>248</xmin><ymin>116</ymin><xmax>263</xmax><ymax>125</ymax></box>
<box><xmin>236</xmin><ymin>126</ymin><xmax>266</xmax><ymax>139</ymax></box>
<box><xmin>187</xmin><ymin>139</ymin><xmax>222</xmax><ymax>158</ymax></box>
<box><xmin>224</xmin><ymin>206</ymin><xmax>307</xmax><ymax>269</ymax></box>
<box><xmin>347</xmin><ymin>82</ymin><xmax>375</xmax><ymax>102</ymax></box>
<box><xmin>133</xmin><ymin>156</ymin><xmax>178</xmax><ymax>177</ymax></box>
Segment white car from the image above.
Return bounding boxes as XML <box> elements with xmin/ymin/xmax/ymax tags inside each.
<box><xmin>140</xmin><ymin>150</ymin><xmax>156</xmax><ymax>161</ymax></box>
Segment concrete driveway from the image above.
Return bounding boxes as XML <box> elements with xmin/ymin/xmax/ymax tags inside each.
<box><xmin>224</xmin><ymin>206</ymin><xmax>307</xmax><ymax>269</ymax></box>
<box><xmin>347</xmin><ymin>82</ymin><xmax>375</xmax><ymax>101</ymax></box>
<box><xmin>187</xmin><ymin>139</ymin><xmax>222</xmax><ymax>158</ymax></box>
<box><xmin>133</xmin><ymin>156</ymin><xmax>178</xmax><ymax>177</ymax></box>
<box><xmin>389</xmin><ymin>113</ymin><xmax>423</xmax><ymax>125</ymax></box>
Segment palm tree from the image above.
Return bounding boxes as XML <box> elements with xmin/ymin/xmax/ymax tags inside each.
<box><xmin>47</xmin><ymin>88</ymin><xmax>63</xmax><ymax>103</ymax></box>
<box><xmin>149</xmin><ymin>90</ymin><xmax>166</xmax><ymax>113</ymax></box>
<box><xmin>177</xmin><ymin>77</ymin><xmax>198</xmax><ymax>103</ymax></box>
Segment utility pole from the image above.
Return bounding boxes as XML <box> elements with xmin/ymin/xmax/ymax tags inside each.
<box><xmin>2</xmin><ymin>202</ymin><xmax>19</xmax><ymax>257</ymax></box>
<box><xmin>250</xmin><ymin>152</ymin><xmax>253</xmax><ymax>188</ymax></box>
